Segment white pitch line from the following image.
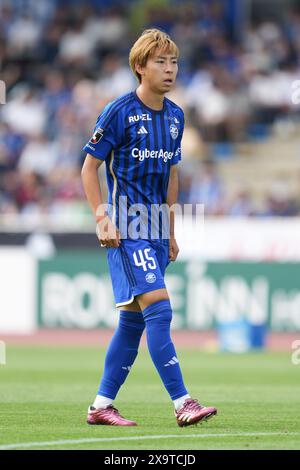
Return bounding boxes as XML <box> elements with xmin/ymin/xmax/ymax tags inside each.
<box><xmin>0</xmin><ymin>432</ymin><xmax>299</xmax><ymax>450</ymax></box>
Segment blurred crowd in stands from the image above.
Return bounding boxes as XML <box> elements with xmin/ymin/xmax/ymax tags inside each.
<box><xmin>1</xmin><ymin>0</ymin><xmax>300</xmax><ymax>224</ymax></box>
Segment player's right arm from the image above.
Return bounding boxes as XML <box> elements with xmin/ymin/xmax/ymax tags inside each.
<box><xmin>82</xmin><ymin>102</ymin><xmax>124</xmax><ymax>248</ymax></box>
<box><xmin>81</xmin><ymin>153</ymin><xmax>120</xmax><ymax>248</ymax></box>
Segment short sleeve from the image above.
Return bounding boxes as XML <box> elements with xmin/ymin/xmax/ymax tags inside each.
<box><xmin>171</xmin><ymin>111</ymin><xmax>184</xmax><ymax>165</ymax></box>
<box><xmin>83</xmin><ymin>105</ymin><xmax>121</xmax><ymax>161</ymax></box>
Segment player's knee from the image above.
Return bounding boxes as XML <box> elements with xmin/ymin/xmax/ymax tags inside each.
<box><xmin>142</xmin><ymin>299</ymin><xmax>172</xmax><ymax>324</ymax></box>
<box><xmin>119</xmin><ymin>310</ymin><xmax>145</xmax><ymax>332</ymax></box>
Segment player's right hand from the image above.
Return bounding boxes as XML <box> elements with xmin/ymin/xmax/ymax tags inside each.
<box><xmin>96</xmin><ymin>215</ymin><xmax>120</xmax><ymax>248</ymax></box>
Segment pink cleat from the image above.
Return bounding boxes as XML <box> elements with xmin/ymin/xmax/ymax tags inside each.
<box><xmin>175</xmin><ymin>398</ymin><xmax>217</xmax><ymax>427</ymax></box>
<box><xmin>87</xmin><ymin>405</ymin><xmax>137</xmax><ymax>426</ymax></box>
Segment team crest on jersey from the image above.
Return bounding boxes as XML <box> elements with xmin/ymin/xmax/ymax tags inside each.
<box><xmin>170</xmin><ymin>123</ymin><xmax>179</xmax><ymax>140</ymax></box>
<box><xmin>90</xmin><ymin>127</ymin><xmax>104</xmax><ymax>144</ymax></box>
<box><xmin>145</xmin><ymin>272</ymin><xmax>156</xmax><ymax>284</ymax></box>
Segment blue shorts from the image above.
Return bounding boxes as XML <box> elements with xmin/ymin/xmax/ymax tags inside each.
<box><xmin>106</xmin><ymin>239</ymin><xmax>170</xmax><ymax>307</ymax></box>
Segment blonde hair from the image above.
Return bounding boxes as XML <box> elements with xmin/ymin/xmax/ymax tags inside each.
<box><xmin>129</xmin><ymin>28</ymin><xmax>179</xmax><ymax>83</ymax></box>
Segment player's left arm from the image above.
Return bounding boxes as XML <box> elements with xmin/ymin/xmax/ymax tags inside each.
<box><xmin>167</xmin><ymin>164</ymin><xmax>179</xmax><ymax>262</ymax></box>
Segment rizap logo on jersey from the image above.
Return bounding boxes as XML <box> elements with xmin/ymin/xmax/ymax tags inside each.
<box><xmin>128</xmin><ymin>114</ymin><xmax>152</xmax><ymax>123</ymax></box>
<box><xmin>170</xmin><ymin>124</ymin><xmax>179</xmax><ymax>140</ymax></box>
<box><xmin>145</xmin><ymin>272</ymin><xmax>156</xmax><ymax>283</ymax></box>
<box><xmin>132</xmin><ymin>148</ymin><xmax>174</xmax><ymax>162</ymax></box>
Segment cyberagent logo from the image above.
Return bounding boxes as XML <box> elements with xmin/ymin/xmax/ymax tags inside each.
<box><xmin>90</xmin><ymin>127</ymin><xmax>104</xmax><ymax>144</ymax></box>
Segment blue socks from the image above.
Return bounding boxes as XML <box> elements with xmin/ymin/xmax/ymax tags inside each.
<box><xmin>98</xmin><ymin>310</ymin><xmax>145</xmax><ymax>399</ymax></box>
<box><xmin>142</xmin><ymin>299</ymin><xmax>188</xmax><ymax>400</ymax></box>
<box><xmin>97</xmin><ymin>300</ymin><xmax>188</xmax><ymax>403</ymax></box>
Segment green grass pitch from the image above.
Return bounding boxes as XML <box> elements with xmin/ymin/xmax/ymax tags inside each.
<box><xmin>0</xmin><ymin>345</ymin><xmax>299</xmax><ymax>450</ymax></box>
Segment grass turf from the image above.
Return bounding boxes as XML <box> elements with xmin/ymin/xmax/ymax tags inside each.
<box><xmin>0</xmin><ymin>345</ymin><xmax>299</xmax><ymax>450</ymax></box>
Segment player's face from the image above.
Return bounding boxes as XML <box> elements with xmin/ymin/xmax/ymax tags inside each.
<box><xmin>140</xmin><ymin>50</ymin><xmax>178</xmax><ymax>93</ymax></box>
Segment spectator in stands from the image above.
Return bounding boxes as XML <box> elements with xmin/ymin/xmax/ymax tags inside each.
<box><xmin>189</xmin><ymin>160</ymin><xmax>224</xmax><ymax>215</ymax></box>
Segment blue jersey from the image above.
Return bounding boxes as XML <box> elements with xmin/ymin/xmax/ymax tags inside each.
<box><xmin>83</xmin><ymin>91</ymin><xmax>184</xmax><ymax>239</ymax></box>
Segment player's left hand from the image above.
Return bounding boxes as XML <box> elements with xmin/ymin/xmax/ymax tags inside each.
<box><xmin>169</xmin><ymin>236</ymin><xmax>179</xmax><ymax>262</ymax></box>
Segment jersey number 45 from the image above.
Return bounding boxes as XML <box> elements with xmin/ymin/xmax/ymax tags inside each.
<box><xmin>133</xmin><ymin>248</ymin><xmax>157</xmax><ymax>271</ymax></box>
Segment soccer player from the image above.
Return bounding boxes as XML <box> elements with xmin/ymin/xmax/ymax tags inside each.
<box><xmin>81</xmin><ymin>28</ymin><xmax>217</xmax><ymax>427</ymax></box>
